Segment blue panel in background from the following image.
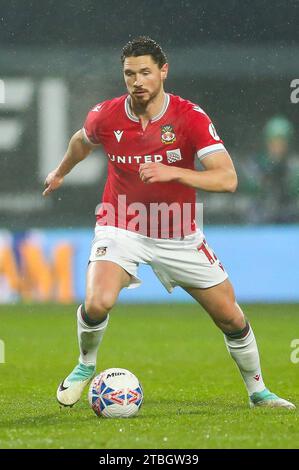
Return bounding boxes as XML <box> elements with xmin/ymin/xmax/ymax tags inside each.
<box><xmin>117</xmin><ymin>225</ymin><xmax>299</xmax><ymax>303</ymax></box>
<box><xmin>4</xmin><ymin>225</ymin><xmax>297</xmax><ymax>303</ymax></box>
<box><xmin>205</xmin><ymin>225</ymin><xmax>299</xmax><ymax>303</ymax></box>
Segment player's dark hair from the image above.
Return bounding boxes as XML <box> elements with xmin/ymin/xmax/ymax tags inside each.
<box><xmin>121</xmin><ymin>36</ymin><xmax>167</xmax><ymax>68</ymax></box>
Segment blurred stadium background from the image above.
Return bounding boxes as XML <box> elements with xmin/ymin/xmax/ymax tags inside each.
<box><xmin>0</xmin><ymin>0</ymin><xmax>298</xmax><ymax>304</ymax></box>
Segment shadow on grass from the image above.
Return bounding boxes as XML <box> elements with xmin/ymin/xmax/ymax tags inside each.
<box><xmin>0</xmin><ymin>400</ymin><xmax>241</xmax><ymax>428</ymax></box>
<box><xmin>0</xmin><ymin>409</ymin><xmax>95</xmax><ymax>429</ymax></box>
<box><xmin>142</xmin><ymin>398</ymin><xmax>248</xmax><ymax>416</ymax></box>
<box><xmin>2</xmin><ymin>397</ymin><xmax>293</xmax><ymax>430</ymax></box>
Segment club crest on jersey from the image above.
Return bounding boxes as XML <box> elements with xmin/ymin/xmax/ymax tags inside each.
<box><xmin>161</xmin><ymin>124</ymin><xmax>176</xmax><ymax>144</ymax></box>
<box><xmin>95</xmin><ymin>246</ymin><xmax>107</xmax><ymax>257</ymax></box>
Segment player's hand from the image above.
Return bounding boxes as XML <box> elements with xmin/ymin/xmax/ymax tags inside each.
<box><xmin>139</xmin><ymin>162</ymin><xmax>179</xmax><ymax>184</ymax></box>
<box><xmin>43</xmin><ymin>170</ymin><xmax>64</xmax><ymax>196</ymax></box>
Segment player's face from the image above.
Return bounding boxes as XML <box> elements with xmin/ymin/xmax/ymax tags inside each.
<box><xmin>123</xmin><ymin>55</ymin><xmax>168</xmax><ymax>104</ymax></box>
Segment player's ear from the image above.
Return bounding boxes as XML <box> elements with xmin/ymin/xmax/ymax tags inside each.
<box><xmin>161</xmin><ymin>63</ymin><xmax>168</xmax><ymax>81</ymax></box>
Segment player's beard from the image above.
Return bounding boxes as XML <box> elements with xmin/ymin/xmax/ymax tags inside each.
<box><xmin>130</xmin><ymin>85</ymin><xmax>162</xmax><ymax>111</ymax></box>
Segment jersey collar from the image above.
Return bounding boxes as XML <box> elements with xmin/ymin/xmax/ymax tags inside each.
<box><xmin>125</xmin><ymin>93</ymin><xmax>170</xmax><ymax>123</ymax></box>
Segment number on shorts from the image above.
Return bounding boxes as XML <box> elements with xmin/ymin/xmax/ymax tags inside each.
<box><xmin>197</xmin><ymin>240</ymin><xmax>215</xmax><ymax>264</ymax></box>
<box><xmin>197</xmin><ymin>240</ymin><xmax>225</xmax><ymax>271</ymax></box>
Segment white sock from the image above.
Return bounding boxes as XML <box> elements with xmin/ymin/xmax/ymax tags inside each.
<box><xmin>224</xmin><ymin>325</ymin><xmax>266</xmax><ymax>396</ymax></box>
<box><xmin>77</xmin><ymin>305</ymin><xmax>109</xmax><ymax>366</ymax></box>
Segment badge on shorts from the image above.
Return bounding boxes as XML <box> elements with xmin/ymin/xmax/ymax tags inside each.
<box><xmin>161</xmin><ymin>124</ymin><xmax>176</xmax><ymax>144</ymax></box>
<box><xmin>96</xmin><ymin>246</ymin><xmax>107</xmax><ymax>256</ymax></box>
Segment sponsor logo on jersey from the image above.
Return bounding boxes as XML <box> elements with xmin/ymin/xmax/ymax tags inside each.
<box><xmin>95</xmin><ymin>246</ymin><xmax>107</xmax><ymax>257</ymax></box>
<box><xmin>107</xmin><ymin>153</ymin><xmax>163</xmax><ymax>164</ymax></box>
<box><xmin>209</xmin><ymin>123</ymin><xmax>220</xmax><ymax>141</ymax></box>
<box><xmin>113</xmin><ymin>130</ymin><xmax>124</xmax><ymax>142</ymax></box>
<box><xmin>161</xmin><ymin>124</ymin><xmax>176</xmax><ymax>144</ymax></box>
<box><xmin>166</xmin><ymin>148</ymin><xmax>182</xmax><ymax>163</ymax></box>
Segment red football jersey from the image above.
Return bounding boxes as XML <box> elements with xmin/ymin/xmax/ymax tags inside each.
<box><xmin>83</xmin><ymin>93</ymin><xmax>225</xmax><ymax>238</ymax></box>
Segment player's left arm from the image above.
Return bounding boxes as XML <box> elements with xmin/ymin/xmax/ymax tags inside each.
<box><xmin>139</xmin><ymin>150</ymin><xmax>238</xmax><ymax>192</ymax></box>
<box><xmin>176</xmin><ymin>149</ymin><xmax>238</xmax><ymax>192</ymax></box>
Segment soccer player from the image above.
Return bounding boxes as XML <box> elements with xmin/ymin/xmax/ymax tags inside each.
<box><xmin>43</xmin><ymin>37</ymin><xmax>295</xmax><ymax>410</ymax></box>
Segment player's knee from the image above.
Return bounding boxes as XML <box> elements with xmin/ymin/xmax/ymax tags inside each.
<box><xmin>218</xmin><ymin>317</ymin><xmax>245</xmax><ymax>333</ymax></box>
<box><xmin>85</xmin><ymin>293</ymin><xmax>116</xmax><ymax>320</ymax></box>
<box><xmin>215</xmin><ymin>301</ymin><xmax>246</xmax><ymax>332</ymax></box>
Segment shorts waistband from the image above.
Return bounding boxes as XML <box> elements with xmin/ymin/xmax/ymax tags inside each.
<box><xmin>95</xmin><ymin>224</ymin><xmax>203</xmax><ymax>241</ymax></box>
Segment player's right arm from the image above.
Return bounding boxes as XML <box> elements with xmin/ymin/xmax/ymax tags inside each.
<box><xmin>43</xmin><ymin>129</ymin><xmax>96</xmax><ymax>197</ymax></box>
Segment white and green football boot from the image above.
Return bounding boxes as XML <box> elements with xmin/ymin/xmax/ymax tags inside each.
<box><xmin>249</xmin><ymin>388</ymin><xmax>296</xmax><ymax>410</ymax></box>
<box><xmin>57</xmin><ymin>363</ymin><xmax>95</xmax><ymax>407</ymax></box>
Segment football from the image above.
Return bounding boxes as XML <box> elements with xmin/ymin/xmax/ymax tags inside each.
<box><xmin>88</xmin><ymin>368</ymin><xmax>143</xmax><ymax>418</ymax></box>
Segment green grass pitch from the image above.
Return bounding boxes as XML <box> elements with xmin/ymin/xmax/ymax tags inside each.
<box><xmin>0</xmin><ymin>303</ymin><xmax>299</xmax><ymax>449</ymax></box>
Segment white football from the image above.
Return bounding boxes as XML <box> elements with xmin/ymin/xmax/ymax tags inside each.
<box><xmin>88</xmin><ymin>368</ymin><xmax>143</xmax><ymax>418</ymax></box>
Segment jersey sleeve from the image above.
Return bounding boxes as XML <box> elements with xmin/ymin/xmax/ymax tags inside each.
<box><xmin>188</xmin><ymin>105</ymin><xmax>226</xmax><ymax>161</ymax></box>
<box><xmin>82</xmin><ymin>103</ymin><xmax>104</xmax><ymax>145</ymax></box>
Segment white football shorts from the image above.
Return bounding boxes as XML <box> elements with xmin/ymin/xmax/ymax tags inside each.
<box><xmin>89</xmin><ymin>226</ymin><xmax>228</xmax><ymax>293</ymax></box>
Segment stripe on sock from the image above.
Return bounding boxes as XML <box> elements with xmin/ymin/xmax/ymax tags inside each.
<box><xmin>224</xmin><ymin>321</ymin><xmax>250</xmax><ymax>340</ymax></box>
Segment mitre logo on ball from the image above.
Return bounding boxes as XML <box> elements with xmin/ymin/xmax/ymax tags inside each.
<box><xmin>106</xmin><ymin>372</ymin><xmax>126</xmax><ymax>379</ymax></box>
<box><xmin>161</xmin><ymin>124</ymin><xmax>176</xmax><ymax>144</ymax></box>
